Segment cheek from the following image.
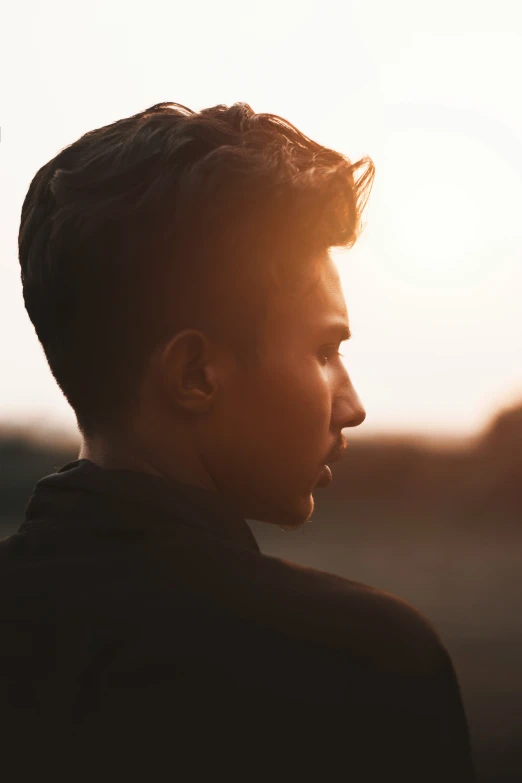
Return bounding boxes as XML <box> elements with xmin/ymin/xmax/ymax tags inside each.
<box><xmin>253</xmin><ymin>359</ymin><xmax>331</xmax><ymax>446</ymax></box>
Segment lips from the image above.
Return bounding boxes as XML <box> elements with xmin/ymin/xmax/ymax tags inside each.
<box><xmin>315</xmin><ymin>464</ymin><xmax>332</xmax><ymax>488</ymax></box>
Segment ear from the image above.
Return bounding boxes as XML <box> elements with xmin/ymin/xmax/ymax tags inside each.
<box><xmin>154</xmin><ymin>329</ymin><xmax>218</xmax><ymax>414</ymax></box>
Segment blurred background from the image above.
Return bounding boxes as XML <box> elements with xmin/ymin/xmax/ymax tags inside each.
<box><xmin>1</xmin><ymin>1</ymin><xmax>521</xmax><ymax>780</ymax></box>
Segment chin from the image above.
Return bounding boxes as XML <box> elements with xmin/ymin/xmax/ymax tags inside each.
<box><xmin>266</xmin><ymin>493</ymin><xmax>316</xmax><ymax>531</ymax></box>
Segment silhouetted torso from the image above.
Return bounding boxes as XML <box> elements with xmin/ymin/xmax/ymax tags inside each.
<box><xmin>0</xmin><ymin>460</ymin><xmax>474</xmax><ymax>781</ymax></box>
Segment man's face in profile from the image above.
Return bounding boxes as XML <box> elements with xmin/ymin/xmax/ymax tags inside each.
<box><xmin>199</xmin><ymin>251</ymin><xmax>366</xmax><ymax>530</ymax></box>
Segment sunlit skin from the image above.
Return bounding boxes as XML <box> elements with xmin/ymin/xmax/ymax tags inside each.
<box><xmin>79</xmin><ymin>251</ymin><xmax>366</xmax><ymax>530</ymax></box>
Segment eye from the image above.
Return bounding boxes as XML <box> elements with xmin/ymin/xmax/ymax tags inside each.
<box><xmin>318</xmin><ymin>346</ymin><xmax>346</xmax><ymax>364</ymax></box>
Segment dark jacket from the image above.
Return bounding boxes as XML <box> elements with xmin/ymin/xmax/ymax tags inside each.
<box><xmin>0</xmin><ymin>459</ymin><xmax>474</xmax><ymax>781</ymax></box>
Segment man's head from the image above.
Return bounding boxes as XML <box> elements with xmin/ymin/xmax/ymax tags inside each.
<box><xmin>19</xmin><ymin>101</ymin><xmax>374</xmax><ymax>528</ymax></box>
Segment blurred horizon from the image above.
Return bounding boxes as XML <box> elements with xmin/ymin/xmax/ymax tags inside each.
<box><xmin>1</xmin><ymin>394</ymin><xmax>522</xmax><ymax>451</ymax></box>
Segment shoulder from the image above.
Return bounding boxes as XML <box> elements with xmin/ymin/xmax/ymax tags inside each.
<box><xmin>155</xmin><ymin>532</ymin><xmax>450</xmax><ymax>677</ymax></box>
<box><xmin>229</xmin><ymin>547</ymin><xmax>450</xmax><ymax>675</ymax></box>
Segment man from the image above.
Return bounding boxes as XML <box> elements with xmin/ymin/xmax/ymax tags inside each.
<box><xmin>2</xmin><ymin>102</ymin><xmax>474</xmax><ymax>780</ymax></box>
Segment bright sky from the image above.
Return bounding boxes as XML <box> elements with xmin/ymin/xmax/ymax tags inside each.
<box><xmin>1</xmin><ymin>0</ymin><xmax>522</xmax><ymax>439</ymax></box>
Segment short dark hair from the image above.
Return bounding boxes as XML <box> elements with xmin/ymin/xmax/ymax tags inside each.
<box><xmin>19</xmin><ymin>101</ymin><xmax>374</xmax><ymax>438</ymax></box>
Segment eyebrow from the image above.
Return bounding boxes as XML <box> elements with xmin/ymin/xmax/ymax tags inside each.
<box><xmin>321</xmin><ymin>322</ymin><xmax>352</xmax><ymax>342</ymax></box>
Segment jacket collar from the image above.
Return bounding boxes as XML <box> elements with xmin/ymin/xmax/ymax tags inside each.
<box><xmin>22</xmin><ymin>458</ymin><xmax>260</xmax><ymax>554</ymax></box>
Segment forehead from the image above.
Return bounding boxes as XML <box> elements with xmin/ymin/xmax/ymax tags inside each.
<box><xmin>268</xmin><ymin>253</ymin><xmax>350</xmax><ymax>340</ymax></box>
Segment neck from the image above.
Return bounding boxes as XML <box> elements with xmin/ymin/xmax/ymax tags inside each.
<box><xmin>78</xmin><ymin>434</ymin><xmax>217</xmax><ymax>492</ymax></box>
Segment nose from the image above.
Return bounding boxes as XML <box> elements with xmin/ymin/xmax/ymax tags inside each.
<box><xmin>339</xmin><ymin>378</ymin><xmax>366</xmax><ymax>429</ymax></box>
